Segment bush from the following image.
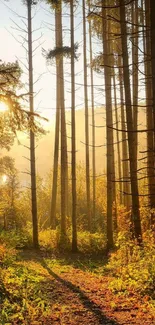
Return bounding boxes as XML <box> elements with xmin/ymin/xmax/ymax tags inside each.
<box><xmin>0</xmin><ymin>244</ymin><xmax>16</xmax><ymax>267</ymax></box>
<box><xmin>39</xmin><ymin>229</ymin><xmax>106</xmax><ymax>254</ymax></box>
<box><xmin>107</xmin><ymin>230</ymin><xmax>155</xmax><ymax>297</ymax></box>
<box><xmin>77</xmin><ymin>231</ymin><xmax>106</xmax><ymax>253</ymax></box>
<box><xmin>0</xmin><ymin>229</ymin><xmax>32</xmax><ymax>249</ymax></box>
<box><xmin>39</xmin><ymin>228</ymin><xmax>60</xmax><ymax>252</ymax></box>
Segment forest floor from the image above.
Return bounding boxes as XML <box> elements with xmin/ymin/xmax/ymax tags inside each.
<box><xmin>5</xmin><ymin>249</ymin><xmax>153</xmax><ymax>325</ymax></box>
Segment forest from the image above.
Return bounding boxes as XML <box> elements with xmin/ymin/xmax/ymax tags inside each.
<box><xmin>0</xmin><ymin>0</ymin><xmax>155</xmax><ymax>324</ymax></box>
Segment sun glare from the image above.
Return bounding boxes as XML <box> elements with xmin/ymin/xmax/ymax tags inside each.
<box><xmin>2</xmin><ymin>175</ymin><xmax>7</xmax><ymax>183</ymax></box>
<box><xmin>0</xmin><ymin>102</ymin><xmax>8</xmax><ymax>112</ymax></box>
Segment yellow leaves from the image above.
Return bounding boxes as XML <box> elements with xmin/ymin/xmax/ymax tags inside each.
<box><xmin>17</xmin><ymin>260</ymin><xmax>49</xmax><ymax>278</ymax></box>
<box><xmin>0</xmin><ymin>244</ymin><xmax>16</xmax><ymax>267</ymax></box>
<box><xmin>0</xmin><ymin>244</ymin><xmax>6</xmax><ymax>263</ymax></box>
<box><xmin>143</xmin><ymin>295</ymin><xmax>150</xmax><ymax>302</ymax></box>
<box><xmin>31</xmin><ymin>320</ymin><xmax>42</xmax><ymax>325</ymax></box>
<box><xmin>110</xmin><ymin>301</ymin><xmax>117</xmax><ymax>310</ymax></box>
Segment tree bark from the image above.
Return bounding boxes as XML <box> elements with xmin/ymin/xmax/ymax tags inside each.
<box><xmin>88</xmin><ymin>1</ymin><xmax>96</xmax><ymax>230</ymax></box>
<box><xmin>119</xmin><ymin>62</ymin><xmax>131</xmax><ymax>212</ymax></box>
<box><xmin>50</xmin><ymin>9</ymin><xmax>60</xmax><ymax>229</ymax></box>
<box><xmin>102</xmin><ymin>2</ymin><xmax>114</xmax><ymax>249</ymax></box>
<box><xmin>143</xmin><ymin>0</ymin><xmax>155</xmax><ymax>224</ymax></box>
<box><xmin>57</xmin><ymin>1</ymin><xmax>67</xmax><ymax>236</ymax></box>
<box><xmin>119</xmin><ymin>0</ymin><xmax>142</xmax><ymax>243</ymax></box>
<box><xmin>27</xmin><ymin>0</ymin><xmax>39</xmax><ymax>248</ymax></box>
<box><xmin>132</xmin><ymin>0</ymin><xmax>139</xmax><ymax>169</ymax></box>
<box><xmin>71</xmin><ymin>0</ymin><xmax>77</xmax><ymax>252</ymax></box>
<box><xmin>82</xmin><ymin>0</ymin><xmax>91</xmax><ymax>231</ymax></box>
<box><xmin>149</xmin><ymin>0</ymin><xmax>155</xmax><ymax>227</ymax></box>
<box><xmin>113</xmin><ymin>71</ymin><xmax>123</xmax><ymax>205</ymax></box>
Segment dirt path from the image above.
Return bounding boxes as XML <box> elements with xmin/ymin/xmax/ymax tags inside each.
<box><xmin>19</xmin><ymin>251</ymin><xmax>155</xmax><ymax>325</ymax></box>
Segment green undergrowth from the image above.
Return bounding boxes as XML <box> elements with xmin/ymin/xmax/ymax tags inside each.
<box><xmin>0</xmin><ymin>245</ymin><xmax>50</xmax><ymax>324</ymax></box>
<box><xmin>106</xmin><ymin>231</ymin><xmax>155</xmax><ymax>302</ymax></box>
<box><xmin>0</xmin><ymin>228</ymin><xmax>106</xmax><ymax>254</ymax></box>
<box><xmin>0</xmin><ymin>228</ymin><xmax>155</xmax><ymax>323</ymax></box>
<box><xmin>0</xmin><ymin>228</ymin><xmax>32</xmax><ymax>249</ymax></box>
<box><xmin>39</xmin><ymin>229</ymin><xmax>106</xmax><ymax>254</ymax></box>
<box><xmin>0</xmin><ymin>228</ymin><xmax>107</xmax><ymax>324</ymax></box>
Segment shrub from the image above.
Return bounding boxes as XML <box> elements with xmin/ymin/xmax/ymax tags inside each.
<box><xmin>107</xmin><ymin>230</ymin><xmax>155</xmax><ymax>297</ymax></box>
<box><xmin>77</xmin><ymin>231</ymin><xmax>106</xmax><ymax>253</ymax></box>
<box><xmin>0</xmin><ymin>229</ymin><xmax>32</xmax><ymax>249</ymax></box>
<box><xmin>39</xmin><ymin>229</ymin><xmax>106</xmax><ymax>254</ymax></box>
<box><xmin>39</xmin><ymin>228</ymin><xmax>60</xmax><ymax>252</ymax></box>
<box><xmin>0</xmin><ymin>244</ymin><xmax>16</xmax><ymax>267</ymax></box>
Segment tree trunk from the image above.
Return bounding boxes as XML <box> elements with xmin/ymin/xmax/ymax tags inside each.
<box><xmin>82</xmin><ymin>0</ymin><xmax>91</xmax><ymax>231</ymax></box>
<box><xmin>50</xmin><ymin>9</ymin><xmax>60</xmax><ymax>229</ymax></box>
<box><xmin>57</xmin><ymin>1</ymin><xmax>67</xmax><ymax>236</ymax></box>
<box><xmin>27</xmin><ymin>0</ymin><xmax>39</xmax><ymax>248</ymax></box>
<box><xmin>113</xmin><ymin>71</ymin><xmax>123</xmax><ymax>205</ymax></box>
<box><xmin>88</xmin><ymin>1</ymin><xmax>96</xmax><ymax>230</ymax></box>
<box><xmin>149</xmin><ymin>0</ymin><xmax>155</xmax><ymax>227</ymax></box>
<box><xmin>132</xmin><ymin>0</ymin><xmax>139</xmax><ymax>169</ymax></box>
<box><xmin>119</xmin><ymin>62</ymin><xmax>131</xmax><ymax>212</ymax></box>
<box><xmin>71</xmin><ymin>0</ymin><xmax>77</xmax><ymax>252</ymax></box>
<box><xmin>102</xmin><ymin>2</ymin><xmax>114</xmax><ymax>249</ymax></box>
<box><xmin>143</xmin><ymin>0</ymin><xmax>155</xmax><ymax>226</ymax></box>
<box><xmin>119</xmin><ymin>0</ymin><xmax>142</xmax><ymax>243</ymax></box>
<box><xmin>109</xmin><ymin>50</ymin><xmax>117</xmax><ymax>232</ymax></box>
<box><xmin>3</xmin><ymin>212</ymin><xmax>7</xmax><ymax>230</ymax></box>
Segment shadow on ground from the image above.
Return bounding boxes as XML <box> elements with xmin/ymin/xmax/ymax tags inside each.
<box><xmin>19</xmin><ymin>248</ymin><xmax>109</xmax><ymax>272</ymax></box>
<box><xmin>41</xmin><ymin>258</ymin><xmax>118</xmax><ymax>325</ymax></box>
<box><xmin>18</xmin><ymin>249</ymin><xmax>119</xmax><ymax>325</ymax></box>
